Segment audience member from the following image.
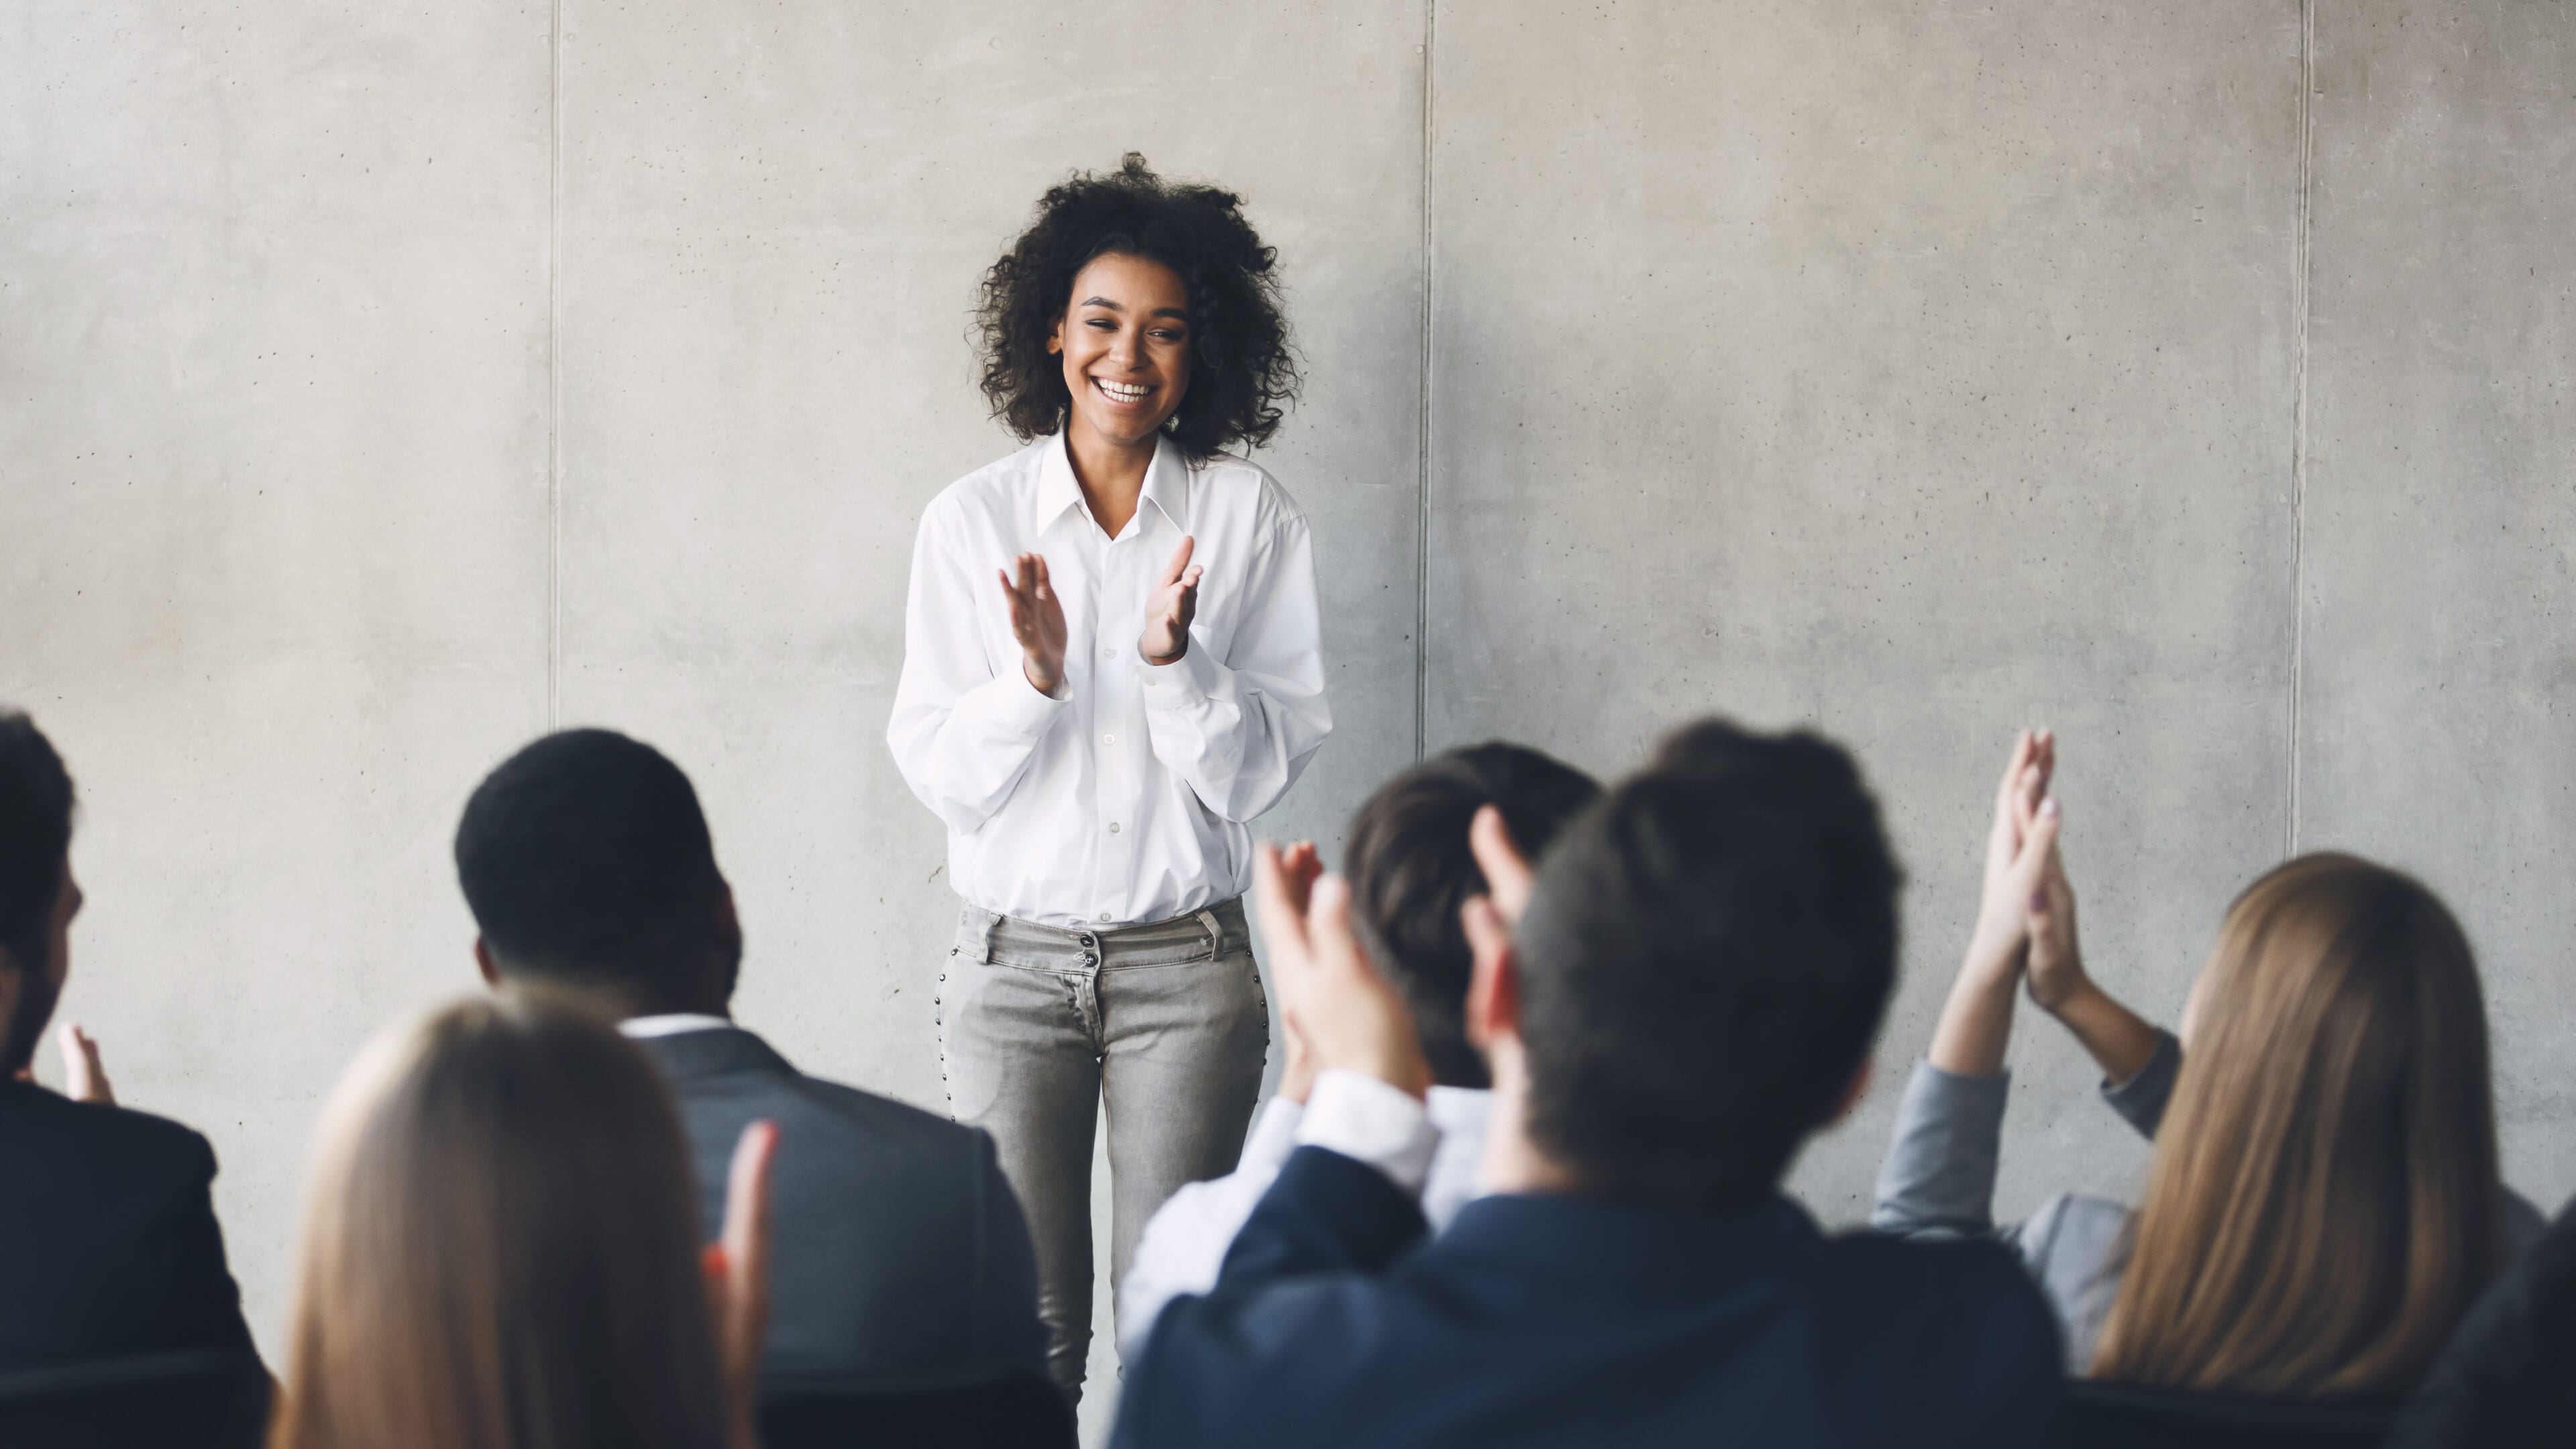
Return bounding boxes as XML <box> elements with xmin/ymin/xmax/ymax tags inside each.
<box><xmin>0</xmin><ymin>710</ymin><xmax>258</xmax><ymax>1373</ymax></box>
<box><xmin>1117</xmin><ymin>743</ymin><xmax>1600</xmax><ymax>1354</ymax></box>
<box><xmin>1875</xmin><ymin>730</ymin><xmax>2542</xmax><ymax>1393</ymax></box>
<box><xmin>1115</xmin><ymin>720</ymin><xmax>2065</xmax><ymax>1448</ymax></box>
<box><xmin>268</xmin><ymin>992</ymin><xmax>775</xmax><ymax>1449</ymax></box>
<box><xmin>2386</xmin><ymin>1196</ymin><xmax>2576</xmax><ymax>1447</ymax></box>
<box><xmin>453</xmin><ymin>729</ymin><xmax>1046</xmax><ymax>1395</ymax></box>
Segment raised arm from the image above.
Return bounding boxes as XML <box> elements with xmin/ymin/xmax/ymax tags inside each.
<box><xmin>885</xmin><ymin>505</ymin><xmax>1070</xmax><ymax>833</ymax></box>
<box><xmin>1877</xmin><ymin>731</ymin><xmax>2061</xmax><ymax>1236</ymax></box>
<box><xmin>1137</xmin><ymin>515</ymin><xmax>1332</xmax><ymax>823</ymax></box>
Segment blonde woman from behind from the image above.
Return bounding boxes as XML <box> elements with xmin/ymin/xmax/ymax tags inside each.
<box><xmin>1875</xmin><ymin>731</ymin><xmax>2541</xmax><ymax>1395</ymax></box>
<box><xmin>268</xmin><ymin>992</ymin><xmax>775</xmax><ymax>1449</ymax></box>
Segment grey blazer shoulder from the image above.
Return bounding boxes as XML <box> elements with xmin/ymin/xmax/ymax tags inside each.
<box><xmin>633</xmin><ymin>1026</ymin><xmax>1046</xmax><ymax>1393</ymax></box>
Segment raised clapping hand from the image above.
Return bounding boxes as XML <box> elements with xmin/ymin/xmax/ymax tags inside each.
<box><xmin>706</xmin><ymin>1118</ymin><xmax>778</xmax><ymax>1449</ymax></box>
<box><xmin>1270</xmin><ymin>841</ymin><xmax>1325</xmax><ymax>1104</ymax></box>
<box><xmin>998</xmin><ymin>553</ymin><xmax>1069</xmax><ymax>696</ymax></box>
<box><xmin>1138</xmin><ymin>535</ymin><xmax>1203</xmax><ymax>665</ymax></box>
<box><xmin>1931</xmin><ymin>730</ymin><xmax>2158</xmax><ymax>1083</ymax></box>
<box><xmin>1252</xmin><ymin>841</ymin><xmax>1432</xmax><ymax>1102</ymax></box>
<box><xmin>11</xmin><ymin>1021</ymin><xmax>114</xmax><ymax>1104</ymax></box>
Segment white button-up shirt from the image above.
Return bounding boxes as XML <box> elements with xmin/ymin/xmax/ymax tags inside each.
<box><xmin>888</xmin><ymin>433</ymin><xmax>1332</xmax><ymax>928</ymax></box>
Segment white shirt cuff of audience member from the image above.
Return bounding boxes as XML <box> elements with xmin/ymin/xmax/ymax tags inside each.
<box><xmin>1295</xmin><ymin>1070</ymin><xmax>1439</xmax><ymax>1196</ymax></box>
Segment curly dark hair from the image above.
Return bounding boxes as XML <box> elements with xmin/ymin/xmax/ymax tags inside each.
<box><xmin>977</xmin><ymin>154</ymin><xmax>1299</xmax><ymax>460</ymax></box>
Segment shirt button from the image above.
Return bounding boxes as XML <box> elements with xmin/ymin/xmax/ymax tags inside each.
<box><xmin>1102</xmin><ymin>647</ymin><xmax>1117</xmax><ymax>659</ymax></box>
<box><xmin>1108</xmin><ymin>821</ymin><xmax>1122</xmax><ymax>834</ymax></box>
<box><xmin>1102</xmin><ymin>733</ymin><xmax>1116</xmax><ymax>745</ymax></box>
<box><xmin>1097</xmin><ymin>912</ymin><xmax>1112</xmax><ymax>923</ymax></box>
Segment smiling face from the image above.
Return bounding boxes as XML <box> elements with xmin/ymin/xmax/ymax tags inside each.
<box><xmin>1049</xmin><ymin>250</ymin><xmax>1191</xmax><ymax>449</ymax></box>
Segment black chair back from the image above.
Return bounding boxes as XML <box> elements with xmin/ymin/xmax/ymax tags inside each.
<box><xmin>2068</xmin><ymin>1379</ymin><xmax>2403</xmax><ymax>1449</ymax></box>
<box><xmin>760</xmin><ymin>1371</ymin><xmax>1076</xmax><ymax>1449</ymax></box>
<box><xmin>0</xmin><ymin>1348</ymin><xmax>271</xmax><ymax>1449</ymax></box>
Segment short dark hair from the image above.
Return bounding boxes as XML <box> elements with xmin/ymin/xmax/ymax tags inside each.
<box><xmin>0</xmin><ymin>711</ymin><xmax>74</xmax><ymax>979</ymax></box>
<box><xmin>1345</xmin><ymin>743</ymin><xmax>1600</xmax><ymax>1089</ymax></box>
<box><xmin>977</xmin><ymin>153</ymin><xmax>1299</xmax><ymax>462</ymax></box>
<box><xmin>1512</xmin><ymin>718</ymin><xmax>1902</xmax><ymax>1212</ymax></box>
<box><xmin>454</xmin><ymin>731</ymin><xmax>735</xmax><ymax>1014</ymax></box>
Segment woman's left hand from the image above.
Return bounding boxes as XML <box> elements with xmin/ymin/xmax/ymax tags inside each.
<box><xmin>1138</xmin><ymin>535</ymin><xmax>1203</xmax><ymax>664</ymax></box>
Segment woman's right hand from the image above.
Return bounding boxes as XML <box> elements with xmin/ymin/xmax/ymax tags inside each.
<box><xmin>998</xmin><ymin>553</ymin><xmax>1069</xmax><ymax>696</ymax></box>
<box><xmin>2023</xmin><ymin>828</ymin><xmax>2090</xmax><ymax>1012</ymax></box>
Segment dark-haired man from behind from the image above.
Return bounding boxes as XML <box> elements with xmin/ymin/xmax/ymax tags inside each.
<box><xmin>1117</xmin><ymin>743</ymin><xmax>1599</xmax><ymax>1355</ymax></box>
<box><xmin>0</xmin><ymin>711</ymin><xmax>258</xmax><ymax>1374</ymax></box>
<box><xmin>1115</xmin><ymin>720</ymin><xmax>2065</xmax><ymax>1448</ymax></box>
<box><xmin>455</xmin><ymin>729</ymin><xmax>1046</xmax><ymax>1395</ymax></box>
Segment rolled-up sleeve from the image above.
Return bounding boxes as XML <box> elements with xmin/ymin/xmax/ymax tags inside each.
<box><xmin>1872</xmin><ymin>1061</ymin><xmax>2013</xmax><ymax>1238</ymax></box>
<box><xmin>1138</xmin><ymin>511</ymin><xmax>1331</xmax><ymax>824</ymax></box>
<box><xmin>887</xmin><ymin>503</ymin><xmax>1068</xmax><ymax>833</ymax></box>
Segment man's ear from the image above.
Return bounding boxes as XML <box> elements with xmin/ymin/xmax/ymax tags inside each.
<box><xmin>1461</xmin><ymin>896</ymin><xmax>1520</xmax><ymax>1053</ymax></box>
<box><xmin>1822</xmin><ymin>1056</ymin><xmax>1874</xmax><ymax>1127</ymax></box>
<box><xmin>472</xmin><ymin>937</ymin><xmax>502</xmax><ymax>989</ymax></box>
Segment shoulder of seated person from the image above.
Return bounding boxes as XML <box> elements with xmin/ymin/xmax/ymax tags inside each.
<box><xmin>3</xmin><ymin>1085</ymin><xmax>215</xmax><ymax>1170</ymax></box>
<box><xmin>753</xmin><ymin>1071</ymin><xmax>999</xmax><ymax>1154</ymax></box>
<box><xmin>1829</xmin><ymin>1224</ymin><xmax>2063</xmax><ymax>1303</ymax></box>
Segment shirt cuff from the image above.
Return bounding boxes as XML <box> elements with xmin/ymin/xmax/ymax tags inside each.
<box><xmin>1137</xmin><ymin>643</ymin><xmax>1221</xmax><ymax>708</ymax></box>
<box><xmin>1236</xmin><ymin>1095</ymin><xmax>1306</xmax><ymax>1173</ymax></box>
<box><xmin>973</xmin><ymin>665</ymin><xmax>1069</xmax><ymax>735</ymax></box>
<box><xmin>1295</xmin><ymin>1070</ymin><xmax>1438</xmax><ymax>1197</ymax></box>
<box><xmin>2100</xmin><ymin>1028</ymin><xmax>2183</xmax><ymax>1140</ymax></box>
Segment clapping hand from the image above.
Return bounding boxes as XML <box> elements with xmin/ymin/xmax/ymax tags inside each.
<box><xmin>59</xmin><ymin>1022</ymin><xmax>111</xmax><ymax>1104</ymax></box>
<box><xmin>1138</xmin><ymin>536</ymin><xmax>1203</xmax><ymax>665</ymax></box>
<box><xmin>998</xmin><ymin>554</ymin><xmax>1069</xmax><ymax>696</ymax></box>
<box><xmin>706</xmin><ymin>1119</ymin><xmax>778</xmax><ymax>1449</ymax></box>
<box><xmin>11</xmin><ymin>1022</ymin><xmax>114</xmax><ymax>1104</ymax></box>
<box><xmin>1252</xmin><ymin>842</ymin><xmax>1431</xmax><ymax>1101</ymax></box>
<box><xmin>1962</xmin><ymin>729</ymin><xmax>2061</xmax><ymax>992</ymax></box>
<box><xmin>1270</xmin><ymin>842</ymin><xmax>1325</xmax><ymax>1104</ymax></box>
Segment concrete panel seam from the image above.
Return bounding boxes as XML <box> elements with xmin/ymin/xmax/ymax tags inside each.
<box><xmin>2287</xmin><ymin>0</ymin><xmax>2314</xmax><ymax>855</ymax></box>
<box><xmin>547</xmin><ymin>0</ymin><xmax>565</xmax><ymax>729</ymax></box>
<box><xmin>1413</xmin><ymin>0</ymin><xmax>1436</xmax><ymax>761</ymax></box>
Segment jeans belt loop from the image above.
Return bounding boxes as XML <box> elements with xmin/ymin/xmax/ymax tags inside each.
<box><xmin>1194</xmin><ymin>908</ymin><xmax>1223</xmax><ymax>959</ymax></box>
<box><xmin>981</xmin><ymin>910</ymin><xmax>1000</xmax><ymax>965</ymax></box>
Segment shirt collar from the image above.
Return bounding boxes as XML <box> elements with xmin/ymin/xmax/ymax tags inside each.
<box><xmin>1427</xmin><ymin>1085</ymin><xmax>1493</xmax><ymax>1136</ymax></box>
<box><xmin>1029</xmin><ymin>431</ymin><xmax>1194</xmax><ymax>540</ymax></box>
<box><xmin>1138</xmin><ymin>433</ymin><xmax>1192</xmax><ymax>535</ymax></box>
<box><xmin>619</xmin><ymin>1012</ymin><xmax>734</xmax><ymax>1040</ymax></box>
<box><xmin>1029</xmin><ymin>433</ymin><xmax>1087</xmax><ymax>540</ymax></box>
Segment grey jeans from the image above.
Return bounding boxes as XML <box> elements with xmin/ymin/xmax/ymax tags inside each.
<box><xmin>936</xmin><ymin>898</ymin><xmax>1267</xmax><ymax>1402</ymax></box>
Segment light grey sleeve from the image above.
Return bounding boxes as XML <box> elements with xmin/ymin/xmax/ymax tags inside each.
<box><xmin>2098</xmin><ymin>1028</ymin><xmax>2184</xmax><ymax>1141</ymax></box>
<box><xmin>1871</xmin><ymin>1061</ymin><xmax>2012</xmax><ymax>1238</ymax></box>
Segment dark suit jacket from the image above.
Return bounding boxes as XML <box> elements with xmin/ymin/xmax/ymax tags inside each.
<box><xmin>631</xmin><ymin>1026</ymin><xmax>1046</xmax><ymax>1393</ymax></box>
<box><xmin>2385</xmin><ymin>1195</ymin><xmax>2576</xmax><ymax>1448</ymax></box>
<box><xmin>1116</xmin><ymin>1146</ymin><xmax>2066</xmax><ymax>1449</ymax></box>
<box><xmin>0</xmin><ymin>1080</ymin><xmax>257</xmax><ymax>1373</ymax></box>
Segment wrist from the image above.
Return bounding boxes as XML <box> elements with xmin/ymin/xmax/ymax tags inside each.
<box><xmin>2032</xmin><ymin>964</ymin><xmax>2096</xmax><ymax>1016</ymax></box>
<box><xmin>1138</xmin><ymin>639</ymin><xmax>1187</xmax><ymax>666</ymax></box>
<box><xmin>1959</xmin><ymin>929</ymin><xmax>2023</xmax><ymax>994</ymax></box>
<box><xmin>1022</xmin><ymin>655</ymin><xmax>1063</xmax><ymax>696</ymax></box>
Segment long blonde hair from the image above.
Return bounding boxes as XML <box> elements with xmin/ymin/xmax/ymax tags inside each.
<box><xmin>270</xmin><ymin>993</ymin><xmax>729</xmax><ymax>1449</ymax></box>
<box><xmin>2090</xmin><ymin>853</ymin><xmax>2506</xmax><ymax>1394</ymax></box>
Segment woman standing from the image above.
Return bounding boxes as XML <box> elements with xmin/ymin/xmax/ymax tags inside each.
<box><xmin>888</xmin><ymin>155</ymin><xmax>1328</xmax><ymax>1401</ymax></box>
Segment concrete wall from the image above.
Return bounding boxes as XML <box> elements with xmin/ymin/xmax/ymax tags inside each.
<box><xmin>5</xmin><ymin>0</ymin><xmax>2573</xmax><ymax>1435</ymax></box>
